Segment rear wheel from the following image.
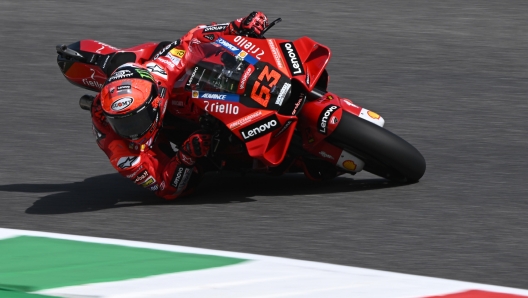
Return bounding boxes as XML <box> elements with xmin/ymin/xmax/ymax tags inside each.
<box><xmin>327</xmin><ymin>112</ymin><xmax>426</xmax><ymax>182</ymax></box>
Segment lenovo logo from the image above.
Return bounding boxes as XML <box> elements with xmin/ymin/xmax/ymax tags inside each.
<box><xmin>317</xmin><ymin>105</ymin><xmax>339</xmax><ymax>134</ymax></box>
<box><xmin>240</xmin><ymin>115</ymin><xmax>279</xmax><ymax>142</ymax></box>
<box><xmin>280</xmin><ymin>42</ymin><xmax>305</xmax><ymax>76</ymax></box>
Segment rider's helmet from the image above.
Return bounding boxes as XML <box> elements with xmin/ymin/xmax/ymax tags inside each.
<box><xmin>100</xmin><ymin>63</ymin><xmax>162</xmax><ymax>143</ymax></box>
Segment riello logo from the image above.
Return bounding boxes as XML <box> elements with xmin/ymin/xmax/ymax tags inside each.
<box><xmin>82</xmin><ymin>78</ymin><xmax>103</xmax><ymax>89</ymax></box>
<box><xmin>240</xmin><ymin>115</ymin><xmax>279</xmax><ymax>142</ymax></box>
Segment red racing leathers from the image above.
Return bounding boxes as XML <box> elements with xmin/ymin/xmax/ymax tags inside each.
<box><xmin>91</xmin><ymin>18</ymin><xmax>252</xmax><ymax>200</ymax></box>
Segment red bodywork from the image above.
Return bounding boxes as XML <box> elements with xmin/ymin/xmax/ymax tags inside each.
<box><xmin>58</xmin><ymin>40</ymin><xmax>160</xmax><ymax>92</ymax></box>
<box><xmin>58</xmin><ymin>36</ymin><xmax>372</xmax><ymax>170</ymax></box>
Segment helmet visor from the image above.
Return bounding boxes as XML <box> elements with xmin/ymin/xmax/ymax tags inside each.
<box><xmin>105</xmin><ymin>86</ymin><xmax>159</xmax><ymax>140</ymax></box>
<box><xmin>106</xmin><ymin>105</ymin><xmax>159</xmax><ymax>140</ymax></box>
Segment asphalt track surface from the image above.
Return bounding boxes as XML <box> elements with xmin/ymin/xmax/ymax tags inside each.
<box><xmin>1</xmin><ymin>0</ymin><xmax>527</xmax><ymax>289</ymax></box>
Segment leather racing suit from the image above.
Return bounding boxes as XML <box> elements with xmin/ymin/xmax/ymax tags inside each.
<box><xmin>91</xmin><ymin>17</ymin><xmax>260</xmax><ymax>200</ymax></box>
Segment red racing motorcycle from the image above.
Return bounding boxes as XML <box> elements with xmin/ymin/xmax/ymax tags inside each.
<box><xmin>56</xmin><ymin>19</ymin><xmax>425</xmax><ymax>183</ymax></box>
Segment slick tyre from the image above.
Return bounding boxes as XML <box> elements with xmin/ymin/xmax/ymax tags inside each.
<box><xmin>328</xmin><ymin>112</ymin><xmax>426</xmax><ymax>182</ymax></box>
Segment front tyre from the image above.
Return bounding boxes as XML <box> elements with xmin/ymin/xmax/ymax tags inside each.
<box><xmin>328</xmin><ymin>112</ymin><xmax>426</xmax><ymax>182</ymax></box>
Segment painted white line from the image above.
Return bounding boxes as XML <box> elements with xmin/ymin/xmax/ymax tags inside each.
<box><xmin>1</xmin><ymin>228</ymin><xmax>527</xmax><ymax>298</ymax></box>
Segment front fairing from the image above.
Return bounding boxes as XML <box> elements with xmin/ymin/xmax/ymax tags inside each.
<box><xmin>171</xmin><ymin>38</ymin><xmax>301</xmax><ymax>166</ymax></box>
<box><xmin>182</xmin><ymin>41</ymin><xmax>293</xmax><ymax>112</ymax></box>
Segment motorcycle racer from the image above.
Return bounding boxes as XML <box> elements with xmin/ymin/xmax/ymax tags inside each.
<box><xmin>91</xmin><ymin>11</ymin><xmax>269</xmax><ymax>200</ymax></box>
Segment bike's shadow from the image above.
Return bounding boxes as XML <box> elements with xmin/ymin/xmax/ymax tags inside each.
<box><xmin>0</xmin><ymin>172</ymin><xmax>406</xmax><ymax>215</ymax></box>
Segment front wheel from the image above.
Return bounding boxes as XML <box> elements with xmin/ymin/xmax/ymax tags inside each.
<box><xmin>328</xmin><ymin>112</ymin><xmax>426</xmax><ymax>182</ymax></box>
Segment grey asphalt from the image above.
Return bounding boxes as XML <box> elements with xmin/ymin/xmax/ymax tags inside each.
<box><xmin>1</xmin><ymin>0</ymin><xmax>528</xmax><ymax>289</ymax></box>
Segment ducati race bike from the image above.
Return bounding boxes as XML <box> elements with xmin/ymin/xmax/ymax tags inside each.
<box><xmin>56</xmin><ymin>18</ymin><xmax>426</xmax><ymax>183</ymax></box>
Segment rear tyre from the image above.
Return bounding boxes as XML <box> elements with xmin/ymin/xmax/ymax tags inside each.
<box><xmin>328</xmin><ymin>112</ymin><xmax>426</xmax><ymax>182</ymax></box>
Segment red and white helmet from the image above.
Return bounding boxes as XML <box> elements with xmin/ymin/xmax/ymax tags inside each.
<box><xmin>100</xmin><ymin>64</ymin><xmax>162</xmax><ymax>142</ymax></box>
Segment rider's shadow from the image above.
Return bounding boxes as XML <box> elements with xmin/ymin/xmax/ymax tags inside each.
<box><xmin>0</xmin><ymin>173</ymin><xmax>404</xmax><ymax>215</ymax></box>
<box><xmin>0</xmin><ymin>174</ymin><xmax>159</xmax><ymax>215</ymax></box>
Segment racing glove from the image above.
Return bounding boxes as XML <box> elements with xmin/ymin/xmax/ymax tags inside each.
<box><xmin>178</xmin><ymin>132</ymin><xmax>212</xmax><ymax>166</ymax></box>
<box><xmin>232</xmin><ymin>11</ymin><xmax>269</xmax><ymax>37</ymax></box>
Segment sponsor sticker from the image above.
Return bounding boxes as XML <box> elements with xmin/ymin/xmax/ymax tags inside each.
<box><xmin>342</xmin><ymin>98</ymin><xmax>358</xmax><ymax>107</ymax></box>
<box><xmin>342</xmin><ymin>160</ymin><xmax>357</xmax><ymax>171</ymax></box>
<box><xmin>279</xmin><ymin>42</ymin><xmax>305</xmax><ymax>76</ymax></box>
<box><xmin>215</xmin><ymin>37</ymin><xmax>259</xmax><ymax>64</ymax></box>
<box><xmin>275</xmin><ymin>82</ymin><xmax>291</xmax><ymax>106</ymax></box>
<box><xmin>117</xmin><ymin>156</ymin><xmax>140</xmax><ymax>169</ymax></box>
<box><xmin>169</xmin><ymin>48</ymin><xmax>185</xmax><ymax>58</ymax></box>
<box><xmin>203</xmin><ymin>24</ymin><xmax>228</xmax><ymax>32</ymax></box>
<box><xmin>166</xmin><ymin>53</ymin><xmax>181</xmax><ymax>65</ymax></box>
<box><xmin>140</xmin><ymin>176</ymin><xmax>156</xmax><ymax>188</ymax></box>
<box><xmin>233</xmin><ymin>36</ymin><xmax>264</xmax><ymax>60</ymax></box>
<box><xmin>111</xmin><ymin>97</ymin><xmax>134</xmax><ymax>111</ymax></box>
<box><xmin>239</xmin><ymin>114</ymin><xmax>280</xmax><ymax>142</ymax></box>
<box><xmin>152</xmin><ymin>40</ymin><xmax>180</xmax><ymax>60</ymax></box>
<box><xmin>228</xmin><ymin>110</ymin><xmax>270</xmax><ymax>129</ymax></box>
<box><xmin>238</xmin><ymin>51</ymin><xmax>248</xmax><ymax>59</ymax></box>
<box><xmin>317</xmin><ymin>105</ymin><xmax>339</xmax><ymax>134</ymax></box>
<box><xmin>238</xmin><ymin>65</ymin><xmax>254</xmax><ymax>90</ymax></box>
<box><xmin>146</xmin><ymin>63</ymin><xmax>168</xmax><ymax>79</ymax></box>
<box><xmin>319</xmin><ymin>151</ymin><xmax>334</xmax><ymax>160</ymax></box>
<box><xmin>186</xmin><ymin>66</ymin><xmax>199</xmax><ymax>87</ymax></box>
<box><xmin>108</xmin><ymin>69</ymin><xmax>133</xmax><ymax>82</ymax></box>
<box><xmin>192</xmin><ymin>91</ymin><xmax>240</xmax><ymax>102</ymax></box>
<box><xmin>133</xmin><ymin>170</ymin><xmax>149</xmax><ymax>184</ymax></box>
<box><xmin>117</xmin><ymin>85</ymin><xmax>131</xmax><ymax>92</ymax></box>
<box><xmin>202</xmin><ymin>93</ymin><xmax>228</xmax><ymax>100</ymax></box>
<box><xmin>171</xmin><ymin>166</ymin><xmax>192</xmax><ymax>189</ymax></box>
<box><xmin>135</xmin><ymin>68</ymin><xmax>154</xmax><ymax>81</ymax></box>
<box><xmin>156</xmin><ymin>56</ymin><xmax>176</xmax><ymax>69</ymax></box>
<box><xmin>215</xmin><ymin>37</ymin><xmax>239</xmax><ymax>52</ymax></box>
<box><xmin>267</xmin><ymin>39</ymin><xmax>286</xmax><ymax>70</ymax></box>
<box><xmin>82</xmin><ymin>70</ymin><xmax>104</xmax><ymax>89</ymax></box>
<box><xmin>291</xmin><ymin>93</ymin><xmax>306</xmax><ymax>116</ymax></box>
<box><xmin>367</xmin><ymin>110</ymin><xmax>381</xmax><ymax>119</ymax></box>
<box><xmin>176</xmin><ymin>167</ymin><xmax>193</xmax><ymax>195</ymax></box>
<box><xmin>204</xmin><ymin>101</ymin><xmax>239</xmax><ymax>115</ymax></box>
<box><xmin>336</xmin><ymin>150</ymin><xmax>365</xmax><ymax>172</ymax></box>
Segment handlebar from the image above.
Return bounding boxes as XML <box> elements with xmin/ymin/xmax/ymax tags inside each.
<box><xmin>259</xmin><ymin>18</ymin><xmax>282</xmax><ymax>38</ymax></box>
<box><xmin>241</xmin><ymin>17</ymin><xmax>282</xmax><ymax>39</ymax></box>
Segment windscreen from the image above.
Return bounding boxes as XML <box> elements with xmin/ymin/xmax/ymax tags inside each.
<box><xmin>184</xmin><ymin>52</ymin><xmax>252</xmax><ymax>94</ymax></box>
<box><xmin>183</xmin><ymin>43</ymin><xmax>293</xmax><ymax>111</ymax></box>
